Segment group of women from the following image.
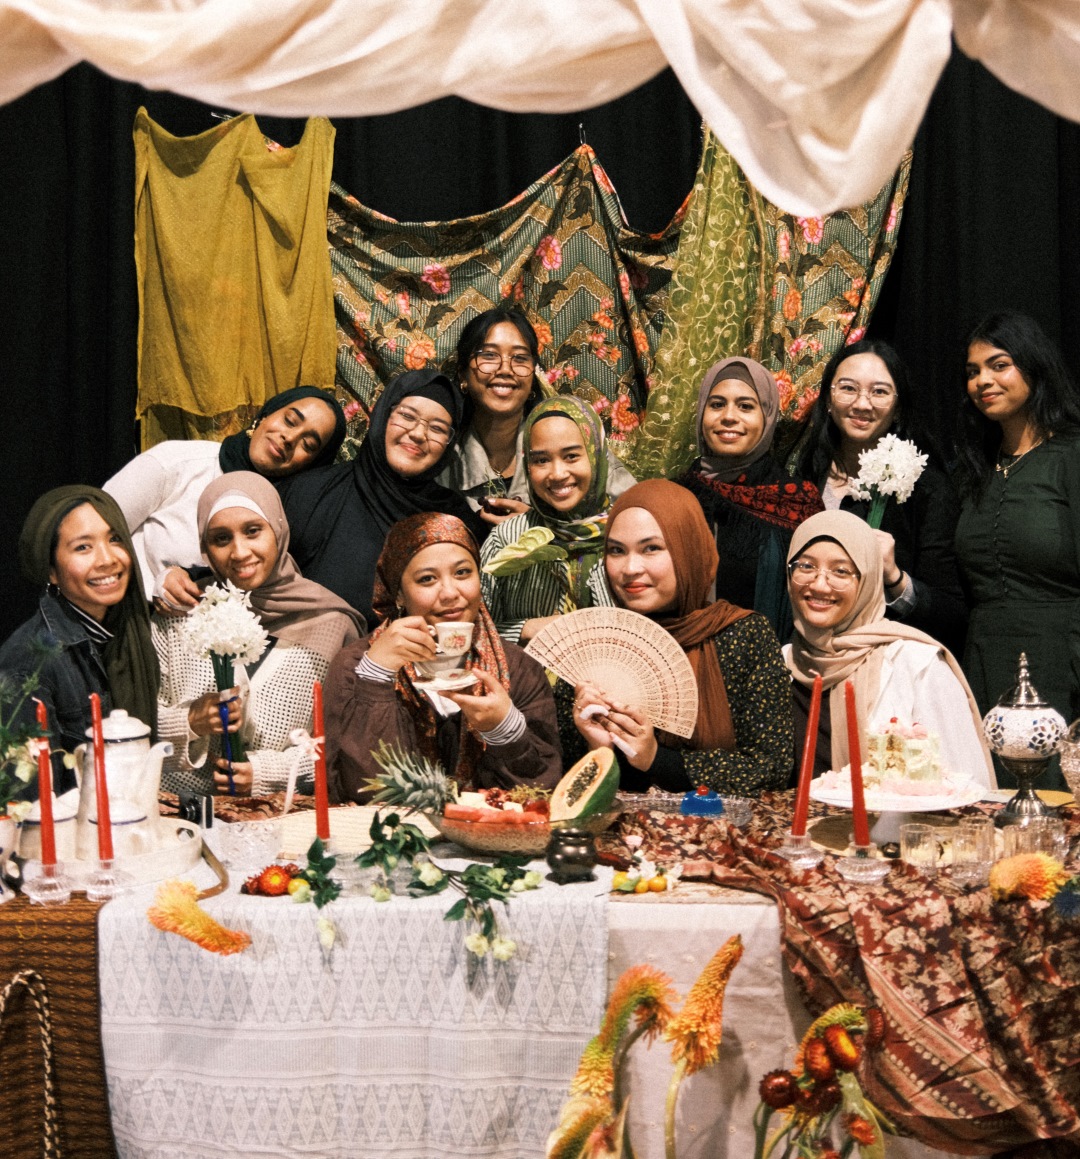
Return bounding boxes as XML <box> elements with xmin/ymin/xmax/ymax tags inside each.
<box><xmin>4</xmin><ymin>306</ymin><xmax>1079</xmax><ymax>807</ymax></box>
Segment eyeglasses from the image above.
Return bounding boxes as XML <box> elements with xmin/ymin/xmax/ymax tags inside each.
<box><xmin>388</xmin><ymin>405</ymin><xmax>454</xmax><ymax>446</ymax></box>
<box><xmin>831</xmin><ymin>380</ymin><xmax>896</xmax><ymax>408</ymax></box>
<box><xmin>788</xmin><ymin>560</ymin><xmax>861</xmax><ymax>589</ymax></box>
<box><xmin>472</xmin><ymin>348</ymin><xmax>535</xmax><ymax>376</ymax></box>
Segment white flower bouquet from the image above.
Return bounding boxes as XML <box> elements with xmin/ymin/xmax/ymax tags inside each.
<box><xmin>851</xmin><ymin>434</ymin><xmax>928</xmax><ymax>528</ymax></box>
<box><xmin>181</xmin><ymin>582</ymin><xmax>269</xmax><ymax>767</ymax></box>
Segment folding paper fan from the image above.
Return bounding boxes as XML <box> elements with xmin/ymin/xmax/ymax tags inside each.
<box><xmin>524</xmin><ymin>607</ymin><xmax>698</xmax><ymax>738</ymax></box>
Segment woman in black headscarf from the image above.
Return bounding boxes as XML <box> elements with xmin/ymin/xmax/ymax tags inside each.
<box><xmin>0</xmin><ymin>486</ymin><xmax>159</xmax><ymax>796</ymax></box>
<box><xmin>280</xmin><ymin>369</ymin><xmax>486</xmax><ymax>627</ymax></box>
<box><xmin>105</xmin><ymin>385</ymin><xmax>347</xmax><ymax>608</ymax></box>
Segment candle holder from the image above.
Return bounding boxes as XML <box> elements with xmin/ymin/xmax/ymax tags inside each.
<box><xmin>982</xmin><ymin>653</ymin><xmax>1066</xmax><ymax>828</ymax></box>
<box><xmin>22</xmin><ymin>862</ymin><xmax>73</xmax><ymax>906</ymax></box>
<box><xmin>85</xmin><ymin>858</ymin><xmax>134</xmax><ymax>902</ymax></box>
<box><xmin>777</xmin><ymin>830</ymin><xmax>825</xmax><ymax>871</ymax></box>
<box><xmin>836</xmin><ymin>843</ymin><xmax>890</xmax><ymax>884</ymax></box>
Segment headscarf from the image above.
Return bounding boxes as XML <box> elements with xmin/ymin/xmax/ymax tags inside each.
<box><xmin>18</xmin><ymin>486</ymin><xmax>159</xmax><ymax>730</ymax></box>
<box><xmin>218</xmin><ymin>386</ymin><xmax>347</xmax><ymax>475</ymax></box>
<box><xmin>197</xmin><ymin>472</ymin><xmax>365</xmax><ymax>661</ymax></box>
<box><xmin>369</xmin><ymin>513</ymin><xmax>511</xmax><ymax>786</ymax></box>
<box><xmin>695</xmin><ymin>357</ymin><xmax>780</xmax><ymax>481</ymax></box>
<box><xmin>606</xmin><ymin>480</ymin><xmax>752</xmax><ymax>751</ymax></box>
<box><xmin>786</xmin><ymin>510</ymin><xmax>991</xmax><ymax>773</ymax></box>
<box><xmin>523</xmin><ymin>395</ymin><xmax>611</xmax><ymax>606</ymax></box>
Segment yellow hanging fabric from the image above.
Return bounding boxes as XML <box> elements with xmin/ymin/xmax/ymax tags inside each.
<box><xmin>133</xmin><ymin>110</ymin><xmax>337</xmax><ymax>448</ymax></box>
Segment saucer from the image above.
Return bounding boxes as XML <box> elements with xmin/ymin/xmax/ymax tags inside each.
<box><xmin>414</xmin><ymin>670</ymin><xmax>480</xmax><ymax>693</ymax></box>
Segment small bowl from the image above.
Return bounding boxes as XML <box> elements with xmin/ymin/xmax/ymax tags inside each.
<box><xmin>719</xmin><ymin>797</ymin><xmax>754</xmax><ymax>827</ymax></box>
<box><xmin>615</xmin><ymin>792</ymin><xmax>681</xmax><ymax>814</ymax></box>
<box><xmin>426</xmin><ymin>811</ymin><xmax>619</xmax><ymax>857</ymax></box>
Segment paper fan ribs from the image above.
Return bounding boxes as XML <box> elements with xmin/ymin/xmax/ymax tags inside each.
<box><xmin>524</xmin><ymin>607</ymin><xmax>698</xmax><ymax>738</ymax></box>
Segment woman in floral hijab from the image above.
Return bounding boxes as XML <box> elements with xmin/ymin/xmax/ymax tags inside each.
<box><xmin>478</xmin><ymin>395</ymin><xmax>630</xmax><ymax>642</ymax></box>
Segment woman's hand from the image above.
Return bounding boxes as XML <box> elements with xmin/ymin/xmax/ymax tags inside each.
<box><xmin>872</xmin><ymin>529</ymin><xmax>905</xmax><ymax>589</ymax></box>
<box><xmin>480</xmin><ymin>497</ymin><xmax>531</xmax><ymax>526</ymax></box>
<box><xmin>443</xmin><ymin>667</ymin><xmax>513</xmax><ymax>734</ymax></box>
<box><xmin>572</xmin><ymin>682</ymin><xmax>617</xmax><ymax>750</ymax></box>
<box><xmin>213</xmin><ymin>759</ymin><xmax>252</xmax><ymax>795</ymax></box>
<box><xmin>520</xmin><ymin>614</ymin><xmax>561</xmax><ymax>643</ymax></box>
<box><xmin>603</xmin><ymin>702</ymin><xmax>658</xmax><ymax>771</ymax></box>
<box><xmin>187</xmin><ymin>688</ymin><xmax>242</xmax><ymax>737</ymax></box>
<box><xmin>156</xmin><ymin>567</ymin><xmax>202</xmax><ymax>614</ymax></box>
<box><xmin>366</xmin><ymin>616</ymin><xmax>437</xmax><ymax>672</ymax></box>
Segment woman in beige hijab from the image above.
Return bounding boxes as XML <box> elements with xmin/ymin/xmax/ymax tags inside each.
<box><xmin>784</xmin><ymin>510</ymin><xmax>993</xmax><ymax>785</ymax></box>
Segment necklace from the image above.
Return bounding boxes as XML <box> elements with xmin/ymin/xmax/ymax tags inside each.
<box><xmin>996</xmin><ymin>438</ymin><xmax>1044</xmax><ymax>478</ymax></box>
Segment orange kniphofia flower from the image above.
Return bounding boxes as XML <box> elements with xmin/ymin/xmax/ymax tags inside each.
<box><xmin>664</xmin><ymin>935</ymin><xmax>743</xmax><ymax>1075</ymax></box>
<box><xmin>989</xmin><ymin>853</ymin><xmax>1069</xmax><ymax>901</ymax></box>
<box><xmin>148</xmin><ymin>880</ymin><xmax>251</xmax><ymax>956</ymax></box>
<box><xmin>546</xmin><ymin>1094</ymin><xmax>612</xmax><ymax>1159</ymax></box>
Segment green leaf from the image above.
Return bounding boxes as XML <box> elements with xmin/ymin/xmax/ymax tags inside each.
<box><xmin>482</xmin><ymin>526</ymin><xmax>569</xmax><ymax>577</ymax></box>
<box><xmin>443</xmin><ymin>898</ymin><xmax>468</xmax><ymax>923</ymax></box>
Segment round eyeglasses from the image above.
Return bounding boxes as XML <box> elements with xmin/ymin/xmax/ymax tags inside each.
<box><xmin>388</xmin><ymin>405</ymin><xmax>454</xmax><ymax>446</ymax></box>
<box><xmin>472</xmin><ymin>349</ymin><xmax>536</xmax><ymax>376</ymax></box>
<box><xmin>788</xmin><ymin>560</ymin><xmax>861</xmax><ymax>590</ymax></box>
<box><xmin>830</xmin><ymin>380</ymin><xmax>896</xmax><ymax>408</ymax></box>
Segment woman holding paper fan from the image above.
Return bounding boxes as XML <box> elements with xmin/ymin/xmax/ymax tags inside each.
<box><xmin>155</xmin><ymin>472</ymin><xmax>363</xmax><ymax>798</ymax></box>
<box><xmin>783</xmin><ymin>510</ymin><xmax>993</xmax><ymax>784</ymax></box>
<box><xmin>480</xmin><ymin>395</ymin><xmax>629</xmax><ymax>643</ymax></box>
<box><xmin>678</xmin><ymin>356</ymin><xmax>822</xmax><ymax>639</ymax></box>
<box><xmin>796</xmin><ymin>340</ymin><xmax>966</xmax><ymax>652</ymax></box>
<box><xmin>562</xmin><ymin>479</ymin><xmax>794</xmax><ymax>796</ymax></box>
<box><xmin>324</xmin><ymin>512</ymin><xmax>562</xmax><ymax>801</ymax></box>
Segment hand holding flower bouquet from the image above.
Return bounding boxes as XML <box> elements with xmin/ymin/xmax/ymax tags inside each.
<box><xmin>851</xmin><ymin>434</ymin><xmax>927</xmax><ymax>529</ymax></box>
<box><xmin>181</xmin><ymin>582</ymin><xmax>268</xmax><ymax>791</ymax></box>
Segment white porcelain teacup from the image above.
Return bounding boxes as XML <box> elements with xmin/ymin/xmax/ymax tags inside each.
<box><xmin>417</xmin><ymin>621</ymin><xmax>474</xmax><ymax>679</ymax></box>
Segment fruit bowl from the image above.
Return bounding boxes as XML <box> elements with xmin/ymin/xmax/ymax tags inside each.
<box><xmin>425</xmin><ymin>810</ymin><xmax>620</xmax><ymax>857</ymax></box>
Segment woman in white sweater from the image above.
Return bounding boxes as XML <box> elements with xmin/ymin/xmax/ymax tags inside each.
<box><xmin>156</xmin><ymin>471</ymin><xmax>362</xmax><ymax>798</ymax></box>
<box><xmin>784</xmin><ymin>510</ymin><xmax>994</xmax><ymax>786</ymax></box>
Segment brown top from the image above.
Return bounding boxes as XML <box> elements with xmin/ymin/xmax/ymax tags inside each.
<box><xmin>324</xmin><ymin>637</ymin><xmax>563</xmax><ymax>803</ymax></box>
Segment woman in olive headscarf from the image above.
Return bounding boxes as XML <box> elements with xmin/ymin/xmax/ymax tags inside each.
<box><xmin>678</xmin><ymin>356</ymin><xmax>822</xmax><ymax>639</ymax></box>
<box><xmin>479</xmin><ymin>395</ymin><xmax>630</xmax><ymax>642</ymax></box>
<box><xmin>0</xmin><ymin>486</ymin><xmax>159</xmax><ymax>796</ymax></box>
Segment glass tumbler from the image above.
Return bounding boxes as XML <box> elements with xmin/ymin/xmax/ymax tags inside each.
<box><xmin>900</xmin><ymin>823</ymin><xmax>938</xmax><ymax>876</ymax></box>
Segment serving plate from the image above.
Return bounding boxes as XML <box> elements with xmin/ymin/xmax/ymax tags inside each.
<box><xmin>426</xmin><ymin>810</ymin><xmax>619</xmax><ymax>857</ymax></box>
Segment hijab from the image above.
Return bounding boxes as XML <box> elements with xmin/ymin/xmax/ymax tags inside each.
<box><xmin>18</xmin><ymin>486</ymin><xmax>159</xmax><ymax>730</ymax></box>
<box><xmin>369</xmin><ymin>513</ymin><xmax>511</xmax><ymax>786</ymax></box>
<box><xmin>218</xmin><ymin>386</ymin><xmax>347</xmax><ymax>475</ymax></box>
<box><xmin>786</xmin><ymin>510</ymin><xmax>991</xmax><ymax>773</ymax></box>
<box><xmin>695</xmin><ymin>357</ymin><xmax>779</xmax><ymax>481</ymax></box>
<box><xmin>606</xmin><ymin>480</ymin><xmax>752</xmax><ymax>750</ymax></box>
<box><xmin>197</xmin><ymin>472</ymin><xmax>365</xmax><ymax>661</ymax></box>
<box><xmin>523</xmin><ymin>395</ymin><xmax>612</xmax><ymax>606</ymax></box>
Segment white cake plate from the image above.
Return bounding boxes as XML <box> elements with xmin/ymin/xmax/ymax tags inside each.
<box><xmin>809</xmin><ymin>777</ymin><xmax>985</xmax><ymax>845</ymax></box>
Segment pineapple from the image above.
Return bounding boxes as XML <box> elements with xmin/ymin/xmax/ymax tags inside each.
<box><xmin>363</xmin><ymin>741</ymin><xmax>457</xmax><ymax>815</ymax></box>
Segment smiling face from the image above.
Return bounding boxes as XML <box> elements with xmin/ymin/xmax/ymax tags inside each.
<box><xmin>965</xmin><ymin>340</ymin><xmax>1033</xmax><ymax>424</ymax></box>
<box><xmin>383</xmin><ymin>395</ymin><xmax>455</xmax><ymax>477</ymax></box>
<box><xmin>828</xmin><ymin>352</ymin><xmax>898</xmax><ymax>449</ymax></box>
<box><xmin>787</xmin><ymin>539</ymin><xmax>861</xmax><ymax>631</ymax></box>
<box><xmin>701</xmin><ymin>378</ymin><xmax>766</xmax><ymax>458</ymax></box>
<box><xmin>461</xmin><ymin>320</ymin><xmax>536</xmax><ymax>420</ymax></box>
<box><xmin>49</xmin><ymin>503</ymin><xmax>132</xmax><ymax>621</ymax></box>
<box><xmin>399</xmin><ymin>542</ymin><xmax>481</xmax><ymax>625</ymax></box>
<box><xmin>204</xmin><ymin>507</ymin><xmax>278</xmax><ymax>590</ymax></box>
<box><xmin>604</xmin><ymin>507</ymin><xmax>678</xmax><ymax>617</ymax></box>
<box><xmin>527</xmin><ymin>415</ymin><xmax>592</xmax><ymax>512</ymax></box>
<box><xmin>247</xmin><ymin>397</ymin><xmax>338</xmax><ymax>477</ymax></box>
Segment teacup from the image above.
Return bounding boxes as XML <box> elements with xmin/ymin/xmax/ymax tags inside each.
<box><xmin>417</xmin><ymin>621</ymin><xmax>474</xmax><ymax>679</ymax></box>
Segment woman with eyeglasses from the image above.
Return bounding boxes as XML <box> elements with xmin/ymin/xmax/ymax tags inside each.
<box><xmin>784</xmin><ymin>510</ymin><xmax>992</xmax><ymax>783</ymax></box>
<box><xmin>796</xmin><ymin>339</ymin><xmax>967</xmax><ymax>653</ymax></box>
<box><xmin>479</xmin><ymin>396</ymin><xmax>622</xmax><ymax>642</ymax></box>
<box><xmin>438</xmin><ymin>306</ymin><xmax>635</xmax><ymax>527</ymax></box>
<box><xmin>279</xmin><ymin>369</ymin><xmax>486</xmax><ymax>627</ymax></box>
<box><xmin>678</xmin><ymin>356</ymin><xmax>823</xmax><ymax>639</ymax></box>
<box><xmin>954</xmin><ymin>312</ymin><xmax>1080</xmax><ymax>787</ymax></box>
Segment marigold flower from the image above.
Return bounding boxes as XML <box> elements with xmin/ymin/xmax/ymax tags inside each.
<box><xmin>990</xmin><ymin>853</ymin><xmax>1069</xmax><ymax>901</ymax></box>
<box><xmin>665</xmin><ymin>935</ymin><xmax>743</xmax><ymax>1075</ymax></box>
<box><xmin>255</xmin><ymin>864</ymin><xmax>293</xmax><ymax>896</ymax></box>
<box><xmin>758</xmin><ymin>1069</ymin><xmax>797</xmax><ymax>1109</ymax></box>
<box><xmin>148</xmin><ymin>880</ymin><xmax>251</xmax><ymax>956</ymax></box>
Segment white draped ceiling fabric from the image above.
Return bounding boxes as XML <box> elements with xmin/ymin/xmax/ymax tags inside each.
<box><xmin>1</xmin><ymin>0</ymin><xmax>1078</xmax><ymax>216</ymax></box>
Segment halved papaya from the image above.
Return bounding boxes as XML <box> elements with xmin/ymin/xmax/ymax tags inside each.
<box><xmin>550</xmin><ymin>747</ymin><xmax>619</xmax><ymax>823</ymax></box>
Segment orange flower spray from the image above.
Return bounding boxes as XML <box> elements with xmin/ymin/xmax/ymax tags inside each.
<box><xmin>148</xmin><ymin>879</ymin><xmax>251</xmax><ymax>956</ymax></box>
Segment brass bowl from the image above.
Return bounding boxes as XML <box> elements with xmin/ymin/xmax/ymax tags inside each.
<box><xmin>426</xmin><ymin>810</ymin><xmax>619</xmax><ymax>857</ymax></box>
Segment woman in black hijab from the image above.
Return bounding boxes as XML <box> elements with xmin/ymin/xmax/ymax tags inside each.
<box><xmin>280</xmin><ymin>370</ymin><xmax>486</xmax><ymax>627</ymax></box>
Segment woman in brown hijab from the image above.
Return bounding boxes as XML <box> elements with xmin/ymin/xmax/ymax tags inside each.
<box><xmin>564</xmin><ymin>479</ymin><xmax>794</xmax><ymax>795</ymax></box>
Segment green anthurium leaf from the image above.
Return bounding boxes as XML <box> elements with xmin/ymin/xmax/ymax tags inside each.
<box><xmin>482</xmin><ymin>526</ymin><xmax>568</xmax><ymax>576</ymax></box>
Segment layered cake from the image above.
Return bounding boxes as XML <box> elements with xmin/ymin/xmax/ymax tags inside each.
<box><xmin>864</xmin><ymin>718</ymin><xmax>942</xmax><ymax>784</ymax></box>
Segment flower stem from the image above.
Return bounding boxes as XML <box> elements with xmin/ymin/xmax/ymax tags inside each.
<box><xmin>611</xmin><ymin>1020</ymin><xmax>652</xmax><ymax>1117</ymax></box>
<box><xmin>664</xmin><ymin>1056</ymin><xmax>688</xmax><ymax>1159</ymax></box>
<box><xmin>866</xmin><ymin>491</ymin><xmax>889</xmax><ymax>530</ymax></box>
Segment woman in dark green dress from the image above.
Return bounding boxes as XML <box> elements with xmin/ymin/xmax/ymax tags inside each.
<box><xmin>954</xmin><ymin>311</ymin><xmax>1080</xmax><ymax>788</ymax></box>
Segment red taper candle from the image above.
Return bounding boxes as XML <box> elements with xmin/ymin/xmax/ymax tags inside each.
<box><xmin>90</xmin><ymin>693</ymin><xmax>114</xmax><ymax>861</ymax></box>
<box><xmin>312</xmin><ymin>682</ymin><xmax>330</xmax><ymax>841</ymax></box>
<box><xmin>34</xmin><ymin>699</ymin><xmax>56</xmax><ymax>867</ymax></box>
<box><xmin>844</xmin><ymin>680</ymin><xmax>870</xmax><ymax>846</ymax></box>
<box><xmin>790</xmin><ymin>674</ymin><xmax>822</xmax><ymax>838</ymax></box>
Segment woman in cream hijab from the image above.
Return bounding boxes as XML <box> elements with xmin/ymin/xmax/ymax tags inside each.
<box><xmin>784</xmin><ymin>510</ymin><xmax>994</xmax><ymax>785</ymax></box>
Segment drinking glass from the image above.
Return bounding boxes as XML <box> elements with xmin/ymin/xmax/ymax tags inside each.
<box><xmin>951</xmin><ymin>818</ymin><xmax>994</xmax><ymax>886</ymax></box>
<box><xmin>900</xmin><ymin>823</ymin><xmax>938</xmax><ymax>875</ymax></box>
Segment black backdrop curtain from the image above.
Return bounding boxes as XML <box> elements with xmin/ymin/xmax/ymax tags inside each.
<box><xmin>1</xmin><ymin>49</ymin><xmax>1078</xmax><ymax>640</ymax></box>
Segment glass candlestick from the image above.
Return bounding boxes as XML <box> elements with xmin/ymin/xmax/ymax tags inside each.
<box><xmin>85</xmin><ymin>858</ymin><xmax>134</xmax><ymax>902</ymax></box>
<box><xmin>22</xmin><ymin>862</ymin><xmax>73</xmax><ymax>906</ymax></box>
<box><xmin>836</xmin><ymin>843</ymin><xmax>891</xmax><ymax>884</ymax></box>
<box><xmin>777</xmin><ymin>830</ymin><xmax>825</xmax><ymax>871</ymax></box>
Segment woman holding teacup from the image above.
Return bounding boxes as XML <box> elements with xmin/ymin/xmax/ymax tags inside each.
<box><xmin>324</xmin><ymin>513</ymin><xmax>562</xmax><ymax>801</ymax></box>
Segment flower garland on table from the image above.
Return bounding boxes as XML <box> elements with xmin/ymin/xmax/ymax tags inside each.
<box><xmin>850</xmin><ymin>433</ymin><xmax>927</xmax><ymax>529</ymax></box>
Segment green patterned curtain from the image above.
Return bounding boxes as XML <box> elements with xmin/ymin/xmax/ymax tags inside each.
<box><xmin>628</xmin><ymin>127</ymin><xmax>911</xmax><ymax>479</ymax></box>
<box><xmin>328</xmin><ymin>146</ymin><xmax>683</xmax><ymax>458</ymax></box>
